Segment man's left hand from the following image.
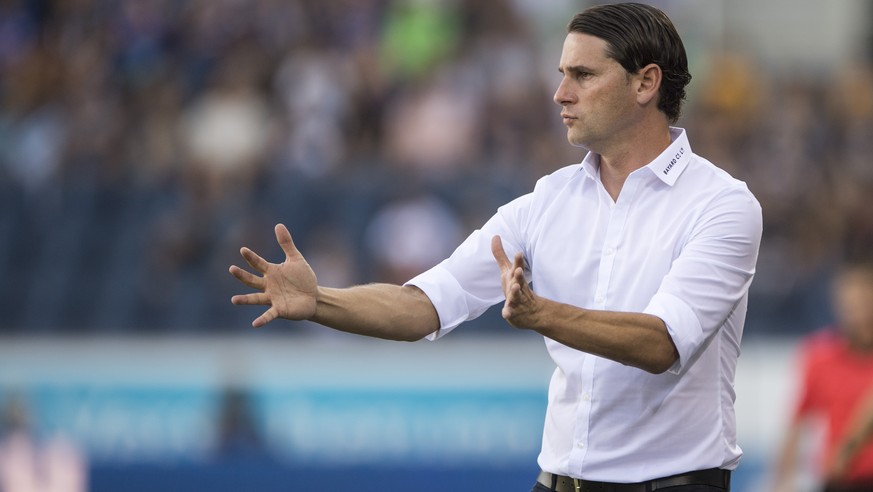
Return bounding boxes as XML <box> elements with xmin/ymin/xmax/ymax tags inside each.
<box><xmin>491</xmin><ymin>235</ymin><xmax>541</xmax><ymax>329</ymax></box>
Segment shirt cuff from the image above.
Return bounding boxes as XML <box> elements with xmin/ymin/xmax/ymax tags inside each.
<box><xmin>643</xmin><ymin>292</ymin><xmax>703</xmax><ymax>375</ymax></box>
<box><xmin>405</xmin><ymin>265</ymin><xmax>470</xmax><ymax>341</ymax></box>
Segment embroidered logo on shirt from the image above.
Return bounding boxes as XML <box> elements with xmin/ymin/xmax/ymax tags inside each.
<box><xmin>663</xmin><ymin>147</ymin><xmax>685</xmax><ymax>175</ymax></box>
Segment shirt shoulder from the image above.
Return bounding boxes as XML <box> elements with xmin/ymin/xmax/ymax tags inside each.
<box><xmin>532</xmin><ymin>163</ymin><xmax>585</xmax><ymax>193</ymax></box>
<box><xmin>685</xmin><ymin>154</ymin><xmax>756</xmax><ymax>196</ymax></box>
<box><xmin>537</xmin><ymin>162</ymin><xmax>592</xmax><ymax>205</ymax></box>
<box><xmin>497</xmin><ymin>163</ymin><xmax>583</xmax><ymax>233</ymax></box>
<box><xmin>676</xmin><ymin>154</ymin><xmax>762</xmax><ymax>221</ymax></box>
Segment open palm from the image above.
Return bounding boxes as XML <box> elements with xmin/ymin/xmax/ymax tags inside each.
<box><xmin>229</xmin><ymin>224</ymin><xmax>318</xmax><ymax>327</ymax></box>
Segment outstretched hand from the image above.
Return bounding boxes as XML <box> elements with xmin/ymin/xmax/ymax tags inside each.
<box><xmin>229</xmin><ymin>224</ymin><xmax>318</xmax><ymax>328</ymax></box>
<box><xmin>491</xmin><ymin>235</ymin><xmax>540</xmax><ymax>329</ymax></box>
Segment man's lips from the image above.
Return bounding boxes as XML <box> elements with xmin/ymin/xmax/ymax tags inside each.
<box><xmin>561</xmin><ymin>113</ymin><xmax>576</xmax><ymax>124</ymax></box>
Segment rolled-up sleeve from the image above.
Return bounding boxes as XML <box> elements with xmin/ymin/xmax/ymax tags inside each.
<box><xmin>406</xmin><ymin>194</ymin><xmax>533</xmax><ymax>340</ymax></box>
<box><xmin>406</xmin><ymin>260</ymin><xmax>479</xmax><ymax>340</ymax></box>
<box><xmin>643</xmin><ymin>186</ymin><xmax>762</xmax><ymax>373</ymax></box>
<box><xmin>644</xmin><ymin>291</ymin><xmax>703</xmax><ymax>373</ymax></box>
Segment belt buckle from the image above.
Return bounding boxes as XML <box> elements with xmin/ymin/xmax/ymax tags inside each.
<box><xmin>573</xmin><ymin>478</ymin><xmax>582</xmax><ymax>492</ymax></box>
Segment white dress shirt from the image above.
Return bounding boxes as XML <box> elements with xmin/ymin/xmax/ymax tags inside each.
<box><xmin>407</xmin><ymin>128</ymin><xmax>763</xmax><ymax>482</ymax></box>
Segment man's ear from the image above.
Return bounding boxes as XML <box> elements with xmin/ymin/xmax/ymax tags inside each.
<box><xmin>635</xmin><ymin>63</ymin><xmax>662</xmax><ymax>106</ymax></box>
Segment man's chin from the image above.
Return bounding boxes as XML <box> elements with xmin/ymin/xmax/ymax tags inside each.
<box><xmin>567</xmin><ymin>135</ymin><xmax>590</xmax><ymax>150</ymax></box>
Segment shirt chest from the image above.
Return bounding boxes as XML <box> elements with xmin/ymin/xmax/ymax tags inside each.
<box><xmin>526</xmin><ymin>177</ymin><xmax>693</xmax><ymax>311</ymax></box>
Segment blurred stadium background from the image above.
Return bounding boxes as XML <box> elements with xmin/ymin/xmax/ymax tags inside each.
<box><xmin>1</xmin><ymin>0</ymin><xmax>872</xmax><ymax>490</ymax></box>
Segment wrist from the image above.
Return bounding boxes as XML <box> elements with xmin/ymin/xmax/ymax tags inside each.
<box><xmin>311</xmin><ymin>286</ymin><xmax>330</xmax><ymax>323</ymax></box>
<box><xmin>521</xmin><ymin>296</ymin><xmax>555</xmax><ymax>333</ymax></box>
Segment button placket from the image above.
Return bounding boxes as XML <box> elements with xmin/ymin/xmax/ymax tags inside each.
<box><xmin>593</xmin><ymin>175</ymin><xmax>640</xmax><ymax>311</ymax></box>
<box><xmin>568</xmin><ymin>356</ymin><xmax>596</xmax><ymax>472</ymax></box>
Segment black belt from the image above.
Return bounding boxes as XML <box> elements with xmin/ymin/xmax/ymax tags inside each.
<box><xmin>536</xmin><ymin>467</ymin><xmax>731</xmax><ymax>492</ymax></box>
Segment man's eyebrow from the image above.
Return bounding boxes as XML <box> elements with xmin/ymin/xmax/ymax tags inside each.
<box><xmin>558</xmin><ymin>65</ymin><xmax>594</xmax><ymax>75</ymax></box>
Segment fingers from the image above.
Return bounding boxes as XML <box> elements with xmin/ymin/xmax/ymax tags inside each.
<box><xmin>229</xmin><ymin>294</ymin><xmax>277</xmax><ymax>328</ymax></box>
<box><xmin>240</xmin><ymin>247</ymin><xmax>269</xmax><ymax>273</ymax></box>
<box><xmin>506</xmin><ymin>267</ymin><xmax>527</xmax><ymax>305</ymax></box>
<box><xmin>491</xmin><ymin>235</ymin><xmax>511</xmax><ymax>269</ymax></box>
<box><xmin>512</xmin><ymin>258</ymin><xmax>526</xmax><ymax>287</ymax></box>
<box><xmin>491</xmin><ymin>235</ymin><xmax>526</xmax><ymax>272</ymax></box>
<box><xmin>231</xmin><ymin>292</ymin><xmax>271</xmax><ymax>305</ymax></box>
<box><xmin>252</xmin><ymin>307</ymin><xmax>278</xmax><ymax>328</ymax></box>
<box><xmin>228</xmin><ymin>265</ymin><xmax>265</xmax><ymax>290</ymax></box>
<box><xmin>505</xmin><ymin>254</ymin><xmax>530</xmax><ymax>307</ymax></box>
<box><xmin>512</xmin><ymin>251</ymin><xmax>524</xmax><ymax>273</ymax></box>
<box><xmin>230</xmin><ymin>224</ymin><xmax>301</xmax><ymax>330</ymax></box>
<box><xmin>493</xmin><ymin>235</ymin><xmax>528</xmax><ymax>295</ymax></box>
<box><xmin>275</xmin><ymin>223</ymin><xmax>300</xmax><ymax>260</ymax></box>
<box><xmin>502</xmin><ymin>258</ymin><xmax>537</xmax><ymax>327</ymax></box>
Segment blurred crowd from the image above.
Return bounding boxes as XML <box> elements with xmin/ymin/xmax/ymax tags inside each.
<box><xmin>1</xmin><ymin>0</ymin><xmax>872</xmax><ymax>334</ymax></box>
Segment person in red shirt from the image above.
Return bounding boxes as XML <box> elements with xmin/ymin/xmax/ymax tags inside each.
<box><xmin>775</xmin><ymin>262</ymin><xmax>873</xmax><ymax>492</ymax></box>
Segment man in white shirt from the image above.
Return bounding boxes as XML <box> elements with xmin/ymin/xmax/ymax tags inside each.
<box><xmin>229</xmin><ymin>3</ymin><xmax>761</xmax><ymax>491</ymax></box>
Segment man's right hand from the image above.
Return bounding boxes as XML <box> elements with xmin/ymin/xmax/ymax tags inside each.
<box><xmin>229</xmin><ymin>224</ymin><xmax>318</xmax><ymax>327</ymax></box>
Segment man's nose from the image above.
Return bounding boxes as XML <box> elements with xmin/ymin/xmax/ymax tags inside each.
<box><xmin>553</xmin><ymin>77</ymin><xmax>575</xmax><ymax>106</ymax></box>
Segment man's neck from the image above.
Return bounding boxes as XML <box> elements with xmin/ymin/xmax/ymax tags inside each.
<box><xmin>597</xmin><ymin>125</ymin><xmax>673</xmax><ymax>201</ymax></box>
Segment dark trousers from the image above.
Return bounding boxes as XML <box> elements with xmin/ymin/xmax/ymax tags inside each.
<box><xmin>531</xmin><ymin>483</ymin><xmax>728</xmax><ymax>492</ymax></box>
<box><xmin>823</xmin><ymin>483</ymin><xmax>873</xmax><ymax>492</ymax></box>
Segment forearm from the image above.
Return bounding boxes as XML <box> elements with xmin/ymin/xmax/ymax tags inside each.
<box><xmin>527</xmin><ymin>298</ymin><xmax>678</xmax><ymax>373</ymax></box>
<box><xmin>494</xmin><ymin>237</ymin><xmax>677</xmax><ymax>373</ymax></box>
<box><xmin>312</xmin><ymin>284</ymin><xmax>440</xmax><ymax>341</ymax></box>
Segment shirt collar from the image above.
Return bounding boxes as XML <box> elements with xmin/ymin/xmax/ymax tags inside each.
<box><xmin>578</xmin><ymin>127</ymin><xmax>692</xmax><ymax>187</ymax></box>
<box><xmin>580</xmin><ymin>151</ymin><xmax>600</xmax><ymax>180</ymax></box>
<box><xmin>648</xmin><ymin>127</ymin><xmax>691</xmax><ymax>186</ymax></box>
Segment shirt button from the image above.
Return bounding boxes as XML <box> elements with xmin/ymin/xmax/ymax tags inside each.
<box><xmin>605</xmin><ymin>247</ymin><xmax>615</xmax><ymax>256</ymax></box>
<box><xmin>577</xmin><ymin>441</ymin><xmax>585</xmax><ymax>448</ymax></box>
<box><xmin>582</xmin><ymin>393</ymin><xmax>591</xmax><ymax>402</ymax></box>
<box><xmin>595</xmin><ymin>296</ymin><xmax>604</xmax><ymax>305</ymax></box>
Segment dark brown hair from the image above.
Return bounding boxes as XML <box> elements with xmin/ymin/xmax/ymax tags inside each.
<box><xmin>568</xmin><ymin>3</ymin><xmax>691</xmax><ymax>123</ymax></box>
